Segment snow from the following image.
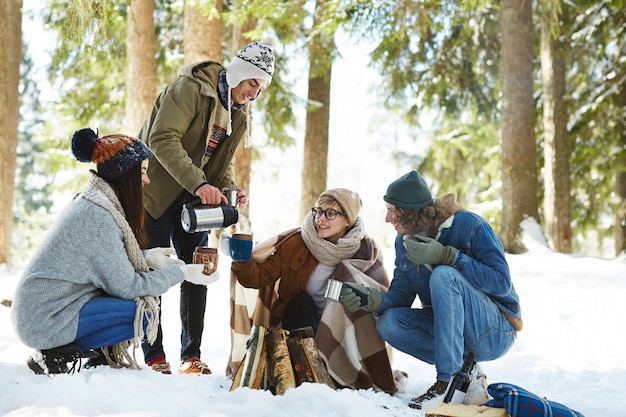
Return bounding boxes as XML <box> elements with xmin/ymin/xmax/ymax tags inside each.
<box><xmin>1</xmin><ymin>218</ymin><xmax>624</xmax><ymax>417</ymax></box>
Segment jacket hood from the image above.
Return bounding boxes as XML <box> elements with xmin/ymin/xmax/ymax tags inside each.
<box><xmin>179</xmin><ymin>61</ymin><xmax>224</xmax><ymax>96</ymax></box>
<box><xmin>435</xmin><ymin>193</ymin><xmax>465</xmax><ymax>215</ymax></box>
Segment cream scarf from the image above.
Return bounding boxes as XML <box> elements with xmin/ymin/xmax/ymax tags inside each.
<box><xmin>78</xmin><ymin>174</ymin><xmax>160</xmax><ymax>369</ymax></box>
<box><xmin>299</xmin><ymin>213</ymin><xmax>365</xmax><ymax>265</ymax></box>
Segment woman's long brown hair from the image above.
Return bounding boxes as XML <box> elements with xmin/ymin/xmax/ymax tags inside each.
<box><xmin>101</xmin><ymin>164</ymin><xmax>149</xmax><ymax>248</ymax></box>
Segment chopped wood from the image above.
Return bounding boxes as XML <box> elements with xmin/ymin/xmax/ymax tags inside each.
<box><xmin>230</xmin><ymin>325</ymin><xmax>267</xmax><ymax>391</ymax></box>
<box><xmin>287</xmin><ymin>334</ymin><xmax>315</xmax><ymax>385</ymax></box>
<box><xmin>287</xmin><ymin>326</ymin><xmax>315</xmax><ymax>339</ymax></box>
<box><xmin>298</xmin><ymin>336</ymin><xmax>335</xmax><ymax>389</ymax></box>
<box><xmin>266</xmin><ymin>328</ymin><xmax>296</xmax><ymax>395</ymax></box>
<box><xmin>426</xmin><ymin>403</ymin><xmax>508</xmax><ymax>417</ymax></box>
<box><xmin>230</xmin><ymin>325</ymin><xmax>336</xmax><ymax>394</ymax></box>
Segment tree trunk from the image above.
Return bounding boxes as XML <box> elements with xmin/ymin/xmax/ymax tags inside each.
<box><xmin>126</xmin><ymin>0</ymin><xmax>156</xmax><ymax>135</ymax></box>
<box><xmin>183</xmin><ymin>0</ymin><xmax>222</xmax><ymax>65</ymax></box>
<box><xmin>540</xmin><ymin>16</ymin><xmax>572</xmax><ymax>253</ymax></box>
<box><xmin>300</xmin><ymin>0</ymin><xmax>334</xmax><ymax>220</ymax></box>
<box><xmin>500</xmin><ymin>0</ymin><xmax>538</xmax><ymax>253</ymax></box>
<box><xmin>231</xmin><ymin>17</ymin><xmax>256</xmax><ymax>233</ymax></box>
<box><xmin>614</xmin><ymin>83</ymin><xmax>626</xmax><ymax>256</ymax></box>
<box><xmin>0</xmin><ymin>0</ymin><xmax>22</xmax><ymax>265</ymax></box>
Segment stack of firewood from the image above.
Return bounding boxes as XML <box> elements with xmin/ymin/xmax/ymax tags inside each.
<box><xmin>230</xmin><ymin>325</ymin><xmax>336</xmax><ymax>395</ymax></box>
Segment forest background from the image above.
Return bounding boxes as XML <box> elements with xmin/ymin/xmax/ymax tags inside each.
<box><xmin>1</xmin><ymin>0</ymin><xmax>625</xmax><ymax>269</ymax></box>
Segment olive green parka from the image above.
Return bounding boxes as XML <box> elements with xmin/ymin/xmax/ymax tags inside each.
<box><xmin>138</xmin><ymin>61</ymin><xmax>248</xmax><ymax>219</ymax></box>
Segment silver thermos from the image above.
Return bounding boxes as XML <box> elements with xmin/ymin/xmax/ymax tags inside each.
<box><xmin>180</xmin><ymin>189</ymin><xmax>239</xmax><ymax>233</ymax></box>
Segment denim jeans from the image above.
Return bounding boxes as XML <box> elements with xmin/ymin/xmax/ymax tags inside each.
<box><xmin>75</xmin><ymin>297</ymin><xmax>138</xmax><ymax>350</ymax></box>
<box><xmin>376</xmin><ymin>265</ymin><xmax>516</xmax><ymax>381</ymax></box>
<box><xmin>141</xmin><ymin>192</ymin><xmax>208</xmax><ymax>364</ymax></box>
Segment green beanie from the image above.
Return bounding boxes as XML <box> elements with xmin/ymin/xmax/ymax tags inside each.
<box><xmin>383</xmin><ymin>171</ymin><xmax>433</xmax><ymax>209</ymax></box>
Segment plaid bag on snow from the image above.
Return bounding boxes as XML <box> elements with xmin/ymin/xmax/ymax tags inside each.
<box><xmin>485</xmin><ymin>383</ymin><xmax>585</xmax><ymax>417</ymax></box>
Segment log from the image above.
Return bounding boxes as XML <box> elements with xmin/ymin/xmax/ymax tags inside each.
<box><xmin>297</xmin><ymin>336</ymin><xmax>335</xmax><ymax>389</ymax></box>
<box><xmin>285</xmin><ymin>327</ymin><xmax>335</xmax><ymax>389</ymax></box>
<box><xmin>266</xmin><ymin>328</ymin><xmax>297</xmax><ymax>395</ymax></box>
<box><xmin>230</xmin><ymin>325</ymin><xmax>336</xmax><ymax>394</ymax></box>
<box><xmin>287</xmin><ymin>333</ymin><xmax>316</xmax><ymax>385</ymax></box>
<box><xmin>230</xmin><ymin>325</ymin><xmax>267</xmax><ymax>391</ymax></box>
<box><xmin>426</xmin><ymin>403</ymin><xmax>508</xmax><ymax>417</ymax></box>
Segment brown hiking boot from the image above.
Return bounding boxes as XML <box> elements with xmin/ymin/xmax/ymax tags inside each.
<box><xmin>408</xmin><ymin>380</ymin><xmax>449</xmax><ymax>410</ymax></box>
<box><xmin>178</xmin><ymin>357</ymin><xmax>212</xmax><ymax>375</ymax></box>
<box><xmin>148</xmin><ymin>358</ymin><xmax>171</xmax><ymax>374</ymax></box>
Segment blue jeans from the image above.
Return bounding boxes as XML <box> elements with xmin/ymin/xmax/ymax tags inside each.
<box><xmin>141</xmin><ymin>192</ymin><xmax>208</xmax><ymax>364</ymax></box>
<box><xmin>376</xmin><ymin>265</ymin><xmax>515</xmax><ymax>381</ymax></box>
<box><xmin>75</xmin><ymin>297</ymin><xmax>138</xmax><ymax>350</ymax></box>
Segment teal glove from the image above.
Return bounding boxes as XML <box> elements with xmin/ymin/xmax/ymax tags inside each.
<box><xmin>403</xmin><ymin>235</ymin><xmax>458</xmax><ymax>266</ymax></box>
<box><xmin>339</xmin><ymin>282</ymin><xmax>382</xmax><ymax>313</ymax></box>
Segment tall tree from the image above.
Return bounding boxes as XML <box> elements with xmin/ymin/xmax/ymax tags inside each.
<box><xmin>614</xmin><ymin>81</ymin><xmax>626</xmax><ymax>255</ymax></box>
<box><xmin>224</xmin><ymin>0</ymin><xmax>303</xmax><ymax>229</ymax></box>
<box><xmin>184</xmin><ymin>0</ymin><xmax>222</xmax><ymax>64</ymax></box>
<box><xmin>0</xmin><ymin>0</ymin><xmax>22</xmax><ymax>265</ymax></box>
<box><xmin>540</xmin><ymin>3</ymin><xmax>572</xmax><ymax>253</ymax></box>
<box><xmin>126</xmin><ymin>0</ymin><xmax>157</xmax><ymax>134</ymax></box>
<box><xmin>299</xmin><ymin>0</ymin><xmax>336</xmax><ymax>220</ymax></box>
<box><xmin>231</xmin><ymin>17</ymin><xmax>257</xmax><ymax>232</ymax></box>
<box><xmin>500</xmin><ymin>0</ymin><xmax>538</xmax><ymax>253</ymax></box>
<box><xmin>344</xmin><ymin>1</ymin><xmax>505</xmax><ymax>217</ymax></box>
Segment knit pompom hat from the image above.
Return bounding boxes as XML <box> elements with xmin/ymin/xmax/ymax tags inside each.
<box><xmin>383</xmin><ymin>171</ymin><xmax>433</xmax><ymax>210</ymax></box>
<box><xmin>224</xmin><ymin>37</ymin><xmax>277</xmax><ymax>146</ymax></box>
<box><xmin>226</xmin><ymin>37</ymin><xmax>276</xmax><ymax>89</ymax></box>
<box><xmin>317</xmin><ymin>188</ymin><xmax>362</xmax><ymax>226</ymax></box>
<box><xmin>71</xmin><ymin>128</ymin><xmax>153</xmax><ymax>180</ymax></box>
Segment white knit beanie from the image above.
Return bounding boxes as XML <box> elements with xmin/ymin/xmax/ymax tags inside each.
<box><xmin>225</xmin><ymin>37</ymin><xmax>277</xmax><ymax>145</ymax></box>
<box><xmin>226</xmin><ymin>37</ymin><xmax>277</xmax><ymax>89</ymax></box>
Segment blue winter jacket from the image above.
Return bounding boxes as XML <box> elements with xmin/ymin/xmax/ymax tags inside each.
<box><xmin>377</xmin><ymin>211</ymin><xmax>522</xmax><ymax>326</ymax></box>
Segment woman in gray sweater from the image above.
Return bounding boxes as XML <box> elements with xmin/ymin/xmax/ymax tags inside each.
<box><xmin>11</xmin><ymin>128</ymin><xmax>215</xmax><ymax>375</ymax></box>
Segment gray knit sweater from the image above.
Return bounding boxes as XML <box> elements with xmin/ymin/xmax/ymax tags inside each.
<box><xmin>11</xmin><ymin>197</ymin><xmax>184</xmax><ymax>350</ymax></box>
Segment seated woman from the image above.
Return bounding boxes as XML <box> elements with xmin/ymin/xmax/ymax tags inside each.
<box><xmin>228</xmin><ymin>188</ymin><xmax>404</xmax><ymax>394</ymax></box>
<box><xmin>11</xmin><ymin>128</ymin><xmax>214</xmax><ymax>375</ymax></box>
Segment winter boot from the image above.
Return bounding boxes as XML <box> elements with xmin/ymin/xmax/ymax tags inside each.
<box><xmin>464</xmin><ymin>362</ymin><xmax>491</xmax><ymax>405</ymax></box>
<box><xmin>408</xmin><ymin>379</ymin><xmax>449</xmax><ymax>410</ymax></box>
<box><xmin>83</xmin><ymin>346</ymin><xmax>112</xmax><ymax>369</ymax></box>
<box><xmin>27</xmin><ymin>342</ymin><xmax>98</xmax><ymax>375</ymax></box>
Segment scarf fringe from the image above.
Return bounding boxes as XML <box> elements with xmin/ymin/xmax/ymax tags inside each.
<box><xmin>100</xmin><ymin>296</ymin><xmax>160</xmax><ymax>370</ymax></box>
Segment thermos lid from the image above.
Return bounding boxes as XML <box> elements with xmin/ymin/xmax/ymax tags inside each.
<box><xmin>181</xmin><ymin>203</ymin><xmax>197</xmax><ymax>233</ymax></box>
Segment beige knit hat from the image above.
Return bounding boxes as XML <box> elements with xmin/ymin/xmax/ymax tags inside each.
<box><xmin>317</xmin><ymin>188</ymin><xmax>362</xmax><ymax>226</ymax></box>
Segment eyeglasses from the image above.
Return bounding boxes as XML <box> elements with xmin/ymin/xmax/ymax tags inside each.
<box><xmin>311</xmin><ymin>207</ymin><xmax>346</xmax><ymax>221</ymax></box>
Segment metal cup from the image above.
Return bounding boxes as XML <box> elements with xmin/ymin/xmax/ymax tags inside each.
<box><xmin>324</xmin><ymin>279</ymin><xmax>344</xmax><ymax>301</ymax></box>
<box><xmin>226</xmin><ymin>188</ymin><xmax>239</xmax><ymax>207</ymax></box>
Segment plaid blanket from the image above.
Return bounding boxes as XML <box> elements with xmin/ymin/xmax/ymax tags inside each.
<box><xmin>227</xmin><ymin>227</ymin><xmax>405</xmax><ymax>394</ymax></box>
<box><xmin>486</xmin><ymin>383</ymin><xmax>585</xmax><ymax>417</ymax></box>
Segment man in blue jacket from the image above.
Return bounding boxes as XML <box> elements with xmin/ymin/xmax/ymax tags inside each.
<box><xmin>340</xmin><ymin>171</ymin><xmax>523</xmax><ymax>410</ymax></box>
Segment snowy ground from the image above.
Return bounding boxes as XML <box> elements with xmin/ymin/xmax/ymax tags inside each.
<box><xmin>0</xmin><ymin>221</ymin><xmax>624</xmax><ymax>417</ymax></box>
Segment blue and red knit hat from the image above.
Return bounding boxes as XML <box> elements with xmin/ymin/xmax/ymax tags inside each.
<box><xmin>71</xmin><ymin>128</ymin><xmax>153</xmax><ymax>179</ymax></box>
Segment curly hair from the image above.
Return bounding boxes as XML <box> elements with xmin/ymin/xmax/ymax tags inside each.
<box><xmin>392</xmin><ymin>199</ymin><xmax>452</xmax><ymax>237</ymax></box>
